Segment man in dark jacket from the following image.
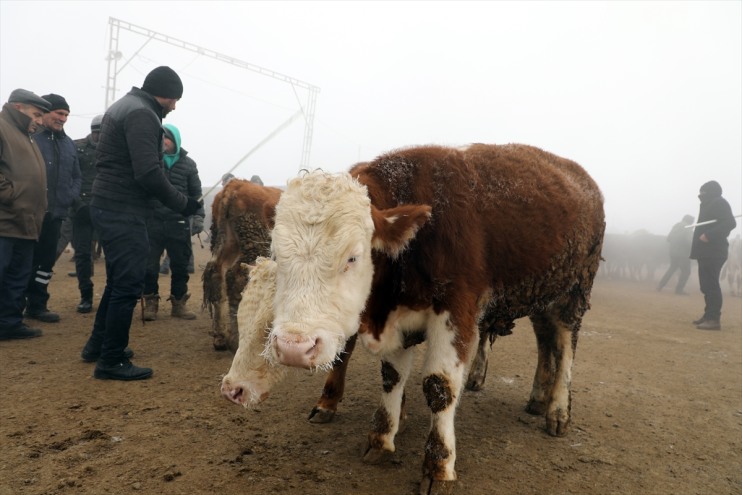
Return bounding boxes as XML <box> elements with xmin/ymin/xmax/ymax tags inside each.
<box><xmin>657</xmin><ymin>214</ymin><xmax>694</xmax><ymax>295</ymax></box>
<box><xmin>690</xmin><ymin>181</ymin><xmax>737</xmax><ymax>330</ymax></box>
<box><xmin>25</xmin><ymin>94</ymin><xmax>81</xmax><ymax>323</ymax></box>
<box><xmin>80</xmin><ymin>66</ymin><xmax>201</xmax><ymax>381</ymax></box>
<box><xmin>71</xmin><ymin>114</ymin><xmax>103</xmax><ymax>313</ymax></box>
<box><xmin>0</xmin><ymin>89</ymin><xmax>50</xmax><ymax>340</ymax></box>
<box><xmin>142</xmin><ymin>123</ymin><xmax>204</xmax><ymax>321</ymax></box>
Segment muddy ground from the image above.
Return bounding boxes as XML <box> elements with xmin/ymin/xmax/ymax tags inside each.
<box><xmin>1</xmin><ymin>246</ymin><xmax>740</xmax><ymax>495</ymax></box>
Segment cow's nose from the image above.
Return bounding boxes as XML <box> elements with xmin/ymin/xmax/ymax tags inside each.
<box><xmin>274</xmin><ymin>334</ymin><xmax>318</xmax><ymax>369</ymax></box>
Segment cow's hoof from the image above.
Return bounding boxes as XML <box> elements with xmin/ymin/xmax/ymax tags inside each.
<box><xmin>525</xmin><ymin>399</ymin><xmax>547</xmax><ymax>416</ymax></box>
<box><xmin>464</xmin><ymin>376</ymin><xmax>485</xmax><ymax>391</ymax></box>
<box><xmin>419</xmin><ymin>476</ymin><xmax>455</xmax><ymax>495</ymax></box>
<box><xmin>545</xmin><ymin>411</ymin><xmax>570</xmax><ymax>437</ymax></box>
<box><xmin>308</xmin><ymin>406</ymin><xmax>336</xmax><ymax>424</ymax></box>
<box><xmin>362</xmin><ymin>441</ymin><xmax>394</xmax><ymax>465</ymax></box>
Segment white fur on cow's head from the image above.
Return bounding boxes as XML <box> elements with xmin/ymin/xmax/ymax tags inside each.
<box><xmin>268</xmin><ymin>170</ymin><xmax>432</xmax><ymax>369</ymax></box>
<box><xmin>221</xmin><ymin>258</ymin><xmax>287</xmax><ymax>408</ymax></box>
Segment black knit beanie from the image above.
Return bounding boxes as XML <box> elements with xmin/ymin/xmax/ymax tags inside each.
<box><xmin>142</xmin><ymin>66</ymin><xmax>183</xmax><ymax>99</ymax></box>
<box><xmin>699</xmin><ymin>180</ymin><xmax>722</xmax><ymax>198</ymax></box>
<box><xmin>41</xmin><ymin>93</ymin><xmax>70</xmax><ymax>112</ymax></box>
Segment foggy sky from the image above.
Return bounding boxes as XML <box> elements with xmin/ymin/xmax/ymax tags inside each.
<box><xmin>1</xmin><ymin>0</ymin><xmax>740</xmax><ymax>237</ymax></box>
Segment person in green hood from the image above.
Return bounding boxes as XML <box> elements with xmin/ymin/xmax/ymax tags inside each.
<box><xmin>142</xmin><ymin>123</ymin><xmax>205</xmax><ymax>321</ymax></box>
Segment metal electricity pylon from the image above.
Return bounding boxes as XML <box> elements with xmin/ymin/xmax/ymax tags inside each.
<box><xmin>104</xmin><ymin>16</ymin><xmax>320</xmax><ymax>168</ymax></box>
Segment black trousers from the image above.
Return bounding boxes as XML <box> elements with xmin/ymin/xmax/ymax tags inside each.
<box><xmin>87</xmin><ymin>207</ymin><xmax>148</xmax><ymax>364</ymax></box>
<box><xmin>657</xmin><ymin>255</ymin><xmax>691</xmax><ymax>293</ymax></box>
<box><xmin>143</xmin><ymin>218</ymin><xmax>192</xmax><ymax>299</ymax></box>
<box><xmin>697</xmin><ymin>256</ymin><xmax>727</xmax><ymax>320</ymax></box>
<box><xmin>72</xmin><ymin>205</ymin><xmax>96</xmax><ymax>298</ymax></box>
<box><xmin>26</xmin><ymin>212</ymin><xmax>63</xmax><ymax>312</ymax></box>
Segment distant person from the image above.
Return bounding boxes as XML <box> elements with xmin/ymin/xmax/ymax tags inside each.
<box><xmin>0</xmin><ymin>89</ymin><xmax>50</xmax><ymax>340</ymax></box>
<box><xmin>71</xmin><ymin>114</ymin><xmax>104</xmax><ymax>313</ymax></box>
<box><xmin>249</xmin><ymin>174</ymin><xmax>264</xmax><ymax>186</ymax></box>
<box><xmin>25</xmin><ymin>94</ymin><xmax>81</xmax><ymax>323</ymax></box>
<box><xmin>142</xmin><ymin>123</ymin><xmax>204</xmax><ymax>321</ymax></box>
<box><xmin>79</xmin><ymin>66</ymin><xmax>201</xmax><ymax>381</ymax></box>
<box><xmin>690</xmin><ymin>181</ymin><xmax>737</xmax><ymax>330</ymax></box>
<box><xmin>221</xmin><ymin>172</ymin><xmax>235</xmax><ymax>186</ymax></box>
<box><xmin>656</xmin><ymin>214</ymin><xmax>694</xmax><ymax>295</ymax></box>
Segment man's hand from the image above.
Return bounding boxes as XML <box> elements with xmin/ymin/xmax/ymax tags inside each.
<box><xmin>182</xmin><ymin>197</ymin><xmax>202</xmax><ymax>217</ymax></box>
<box><xmin>191</xmin><ymin>216</ymin><xmax>204</xmax><ymax>235</ymax></box>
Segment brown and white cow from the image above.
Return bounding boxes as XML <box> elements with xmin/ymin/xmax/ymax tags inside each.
<box><xmin>263</xmin><ymin>144</ymin><xmax>605</xmax><ymax>493</ymax></box>
<box><xmin>203</xmin><ymin>179</ymin><xmax>281</xmax><ymax>351</ymax></box>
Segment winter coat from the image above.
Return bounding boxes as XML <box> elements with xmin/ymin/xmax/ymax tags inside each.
<box><xmin>148</xmin><ymin>146</ymin><xmax>205</xmax><ymax>223</ymax></box>
<box><xmin>73</xmin><ymin>134</ymin><xmax>97</xmax><ymax>208</ymax></box>
<box><xmin>690</xmin><ymin>195</ymin><xmax>737</xmax><ymax>260</ymax></box>
<box><xmin>34</xmin><ymin>126</ymin><xmax>81</xmax><ymax>219</ymax></box>
<box><xmin>0</xmin><ymin>103</ymin><xmax>47</xmax><ymax>239</ymax></box>
<box><xmin>91</xmin><ymin>87</ymin><xmax>187</xmax><ymax>216</ymax></box>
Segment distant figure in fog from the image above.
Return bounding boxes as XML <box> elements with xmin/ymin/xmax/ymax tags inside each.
<box><xmin>690</xmin><ymin>181</ymin><xmax>736</xmax><ymax>331</ymax></box>
<box><xmin>657</xmin><ymin>214</ymin><xmax>694</xmax><ymax>295</ymax></box>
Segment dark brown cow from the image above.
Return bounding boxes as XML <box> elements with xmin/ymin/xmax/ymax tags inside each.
<box><xmin>258</xmin><ymin>143</ymin><xmax>605</xmax><ymax>493</ymax></box>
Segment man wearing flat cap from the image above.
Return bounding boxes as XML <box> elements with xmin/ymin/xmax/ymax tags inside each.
<box><xmin>24</xmin><ymin>94</ymin><xmax>81</xmax><ymax>324</ymax></box>
<box><xmin>0</xmin><ymin>89</ymin><xmax>50</xmax><ymax>340</ymax></box>
<box><xmin>80</xmin><ymin>65</ymin><xmax>202</xmax><ymax>381</ymax></box>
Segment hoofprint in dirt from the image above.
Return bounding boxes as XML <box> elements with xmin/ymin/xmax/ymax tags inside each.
<box><xmin>1</xmin><ymin>246</ymin><xmax>740</xmax><ymax>495</ymax></box>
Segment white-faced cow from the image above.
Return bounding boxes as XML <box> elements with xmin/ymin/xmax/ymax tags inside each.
<box><xmin>206</xmin><ymin>179</ymin><xmax>357</xmax><ymax>422</ymax></box>
<box><xmin>263</xmin><ymin>143</ymin><xmax>605</xmax><ymax>494</ymax></box>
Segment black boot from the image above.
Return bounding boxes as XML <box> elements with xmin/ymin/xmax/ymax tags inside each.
<box><xmin>81</xmin><ymin>341</ymin><xmax>134</xmax><ymax>363</ymax></box>
<box><xmin>77</xmin><ymin>289</ymin><xmax>94</xmax><ymax>313</ymax></box>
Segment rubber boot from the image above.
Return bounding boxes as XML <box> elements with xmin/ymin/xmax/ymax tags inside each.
<box><xmin>170</xmin><ymin>293</ymin><xmax>196</xmax><ymax>320</ymax></box>
<box><xmin>142</xmin><ymin>294</ymin><xmax>160</xmax><ymax>321</ymax></box>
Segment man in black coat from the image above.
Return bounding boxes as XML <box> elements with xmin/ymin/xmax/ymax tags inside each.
<box><xmin>80</xmin><ymin>66</ymin><xmax>201</xmax><ymax>380</ymax></box>
<box><xmin>71</xmin><ymin>114</ymin><xmax>103</xmax><ymax>313</ymax></box>
<box><xmin>690</xmin><ymin>180</ymin><xmax>737</xmax><ymax>330</ymax></box>
<box><xmin>142</xmin><ymin>123</ymin><xmax>204</xmax><ymax>321</ymax></box>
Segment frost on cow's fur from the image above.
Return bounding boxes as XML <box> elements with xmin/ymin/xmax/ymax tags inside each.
<box><xmin>222</xmin><ymin>257</ymin><xmax>286</xmax><ymax>408</ymax></box>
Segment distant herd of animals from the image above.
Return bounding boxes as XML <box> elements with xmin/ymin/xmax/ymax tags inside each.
<box><xmin>196</xmin><ymin>142</ymin><xmax>738</xmax><ymax>495</ymax></box>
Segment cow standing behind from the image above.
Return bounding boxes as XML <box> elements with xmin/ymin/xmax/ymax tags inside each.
<box><xmin>263</xmin><ymin>144</ymin><xmax>605</xmax><ymax>494</ymax></box>
<box><xmin>202</xmin><ymin>179</ymin><xmax>281</xmax><ymax>351</ymax></box>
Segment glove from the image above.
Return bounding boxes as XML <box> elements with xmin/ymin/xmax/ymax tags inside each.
<box><xmin>191</xmin><ymin>216</ymin><xmax>204</xmax><ymax>235</ymax></box>
<box><xmin>182</xmin><ymin>197</ymin><xmax>202</xmax><ymax>217</ymax></box>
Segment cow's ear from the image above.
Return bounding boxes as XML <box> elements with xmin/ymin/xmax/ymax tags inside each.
<box><xmin>371</xmin><ymin>204</ymin><xmax>432</xmax><ymax>258</ymax></box>
<box><xmin>263</xmin><ymin>202</ymin><xmax>277</xmax><ymax>229</ymax></box>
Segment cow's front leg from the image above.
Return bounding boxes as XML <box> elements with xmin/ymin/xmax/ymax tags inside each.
<box><xmin>465</xmin><ymin>330</ymin><xmax>491</xmax><ymax>391</ymax></box>
<box><xmin>363</xmin><ymin>347</ymin><xmax>415</xmax><ymax>464</ymax></box>
<box><xmin>419</xmin><ymin>315</ymin><xmax>473</xmax><ymax>495</ymax></box>
<box><xmin>309</xmin><ymin>334</ymin><xmax>357</xmax><ymax>423</ymax></box>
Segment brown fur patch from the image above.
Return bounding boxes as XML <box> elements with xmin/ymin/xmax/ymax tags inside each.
<box><xmin>423</xmin><ymin>374</ymin><xmax>453</xmax><ymax>413</ymax></box>
<box><xmin>380</xmin><ymin>361</ymin><xmax>400</xmax><ymax>393</ymax></box>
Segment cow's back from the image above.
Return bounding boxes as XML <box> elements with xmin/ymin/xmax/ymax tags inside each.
<box><xmin>353</xmin><ymin>143</ymin><xmax>605</xmax><ymax>321</ymax></box>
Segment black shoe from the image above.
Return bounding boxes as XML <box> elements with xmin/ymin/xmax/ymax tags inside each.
<box><xmin>81</xmin><ymin>344</ymin><xmax>134</xmax><ymax>363</ymax></box>
<box><xmin>25</xmin><ymin>309</ymin><xmax>60</xmax><ymax>323</ymax></box>
<box><xmin>692</xmin><ymin>316</ymin><xmax>706</xmax><ymax>325</ymax></box>
<box><xmin>0</xmin><ymin>324</ymin><xmax>43</xmax><ymax>340</ymax></box>
<box><xmin>77</xmin><ymin>299</ymin><xmax>93</xmax><ymax>313</ymax></box>
<box><xmin>94</xmin><ymin>359</ymin><xmax>152</xmax><ymax>380</ymax></box>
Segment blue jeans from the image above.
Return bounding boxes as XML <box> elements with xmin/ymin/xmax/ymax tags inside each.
<box><xmin>0</xmin><ymin>236</ymin><xmax>35</xmax><ymax>329</ymax></box>
<box><xmin>86</xmin><ymin>207</ymin><xmax>149</xmax><ymax>364</ymax></box>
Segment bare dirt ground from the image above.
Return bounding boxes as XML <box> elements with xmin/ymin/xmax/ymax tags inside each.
<box><xmin>1</xmin><ymin>246</ymin><xmax>741</xmax><ymax>495</ymax></box>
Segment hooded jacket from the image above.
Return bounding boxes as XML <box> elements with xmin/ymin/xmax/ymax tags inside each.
<box><xmin>690</xmin><ymin>181</ymin><xmax>737</xmax><ymax>260</ymax></box>
<box><xmin>73</xmin><ymin>133</ymin><xmax>98</xmax><ymax>207</ymax></box>
<box><xmin>91</xmin><ymin>87</ymin><xmax>188</xmax><ymax>216</ymax></box>
<box><xmin>0</xmin><ymin>102</ymin><xmax>47</xmax><ymax>239</ymax></box>
<box><xmin>33</xmin><ymin>125</ymin><xmax>81</xmax><ymax>219</ymax></box>
<box><xmin>148</xmin><ymin>123</ymin><xmax>204</xmax><ymax>222</ymax></box>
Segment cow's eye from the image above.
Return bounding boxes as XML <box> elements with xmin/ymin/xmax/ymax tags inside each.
<box><xmin>348</xmin><ymin>256</ymin><xmax>357</xmax><ymax>264</ymax></box>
